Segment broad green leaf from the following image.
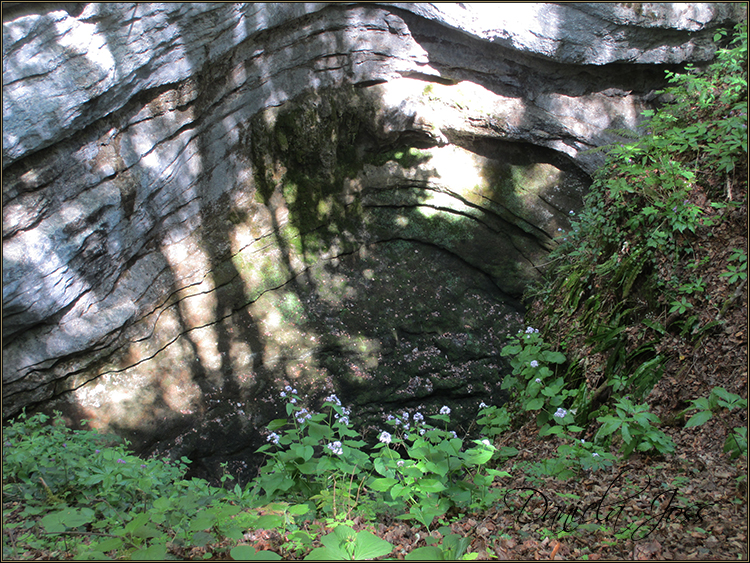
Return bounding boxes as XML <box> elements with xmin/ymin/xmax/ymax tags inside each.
<box><xmin>369</xmin><ymin>477</ymin><xmax>398</xmax><ymax>492</ymax></box>
<box><xmin>497</xmin><ymin>447</ymin><xmax>518</xmax><ymax>458</ymax></box>
<box><xmin>596</xmin><ymin>416</ymin><xmax>621</xmax><ymax>438</ymax></box>
<box><xmin>416</xmin><ymin>478</ymin><xmax>446</xmax><ymax>493</ymax></box>
<box><xmin>288</xmin><ymin>504</ymin><xmax>312</xmax><ymax>516</ymax></box>
<box><xmin>90</xmin><ymin>537</ymin><xmax>125</xmax><ymax>553</ymax></box>
<box><xmin>189</xmin><ymin>511</ymin><xmax>218</xmax><ymax>532</ymax></box>
<box><xmin>131</xmin><ymin>542</ymin><xmax>168</xmax><ymax>560</ymax></box>
<box><xmin>256</xmin><ymin>514</ymin><xmax>285</xmax><ymax>529</ymax></box>
<box><xmin>524</xmin><ymin>398</ymin><xmax>544</xmax><ymax>411</ymax></box>
<box><xmin>231</xmin><ymin>545</ymin><xmax>283</xmax><ymax>560</ymax></box>
<box><xmin>267</xmin><ymin>419</ymin><xmax>289</xmax><ymax>431</ymax></box>
<box><xmin>352</xmin><ymin>530</ymin><xmax>394</xmax><ymax>560</ymax></box>
<box><xmin>307</xmin><ymin>422</ymin><xmax>332</xmax><ymax>442</ymax></box>
<box><xmin>621</xmin><ymin>423</ymin><xmax>632</xmax><ymax>445</ymax></box>
<box><xmin>542</xmin><ymin>350</ymin><xmax>566</xmax><ymax>364</ymax></box>
<box><xmin>40</xmin><ymin>512</ymin><xmax>66</xmax><ymax>534</ymax></box>
<box><xmin>685</xmin><ymin>410</ymin><xmax>712</xmax><ymax>428</ymax></box>
<box><xmin>406</xmin><ymin>546</ymin><xmax>444</xmax><ymax>560</ymax></box>
<box><xmin>192</xmin><ymin>531</ymin><xmax>216</xmax><ymax>547</ymax></box>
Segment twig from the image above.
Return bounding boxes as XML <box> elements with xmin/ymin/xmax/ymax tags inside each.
<box><xmin>717</xmin><ymin>277</ymin><xmax>747</xmax><ymax>319</ymax></box>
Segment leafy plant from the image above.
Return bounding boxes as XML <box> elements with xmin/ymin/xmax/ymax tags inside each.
<box><xmin>719</xmin><ymin>248</ymin><xmax>747</xmax><ymax>284</ymax></box>
<box><xmin>405</xmin><ymin>528</ymin><xmax>477</xmax><ymax>560</ymax></box>
<box><xmin>304</xmin><ymin>525</ymin><xmax>393</xmax><ymax>560</ymax></box>
<box><xmin>2</xmin><ymin>410</ymin><xmax>260</xmax><ymax>560</ymax></box>
<box><xmin>595</xmin><ymin>398</ymin><xmax>675</xmax><ymax>458</ymax></box>
<box><xmin>500</xmin><ymin>326</ymin><xmax>568</xmax><ymax>428</ymax></box>
<box><xmin>683</xmin><ymin>387</ymin><xmax>748</xmax><ymax>459</ymax></box>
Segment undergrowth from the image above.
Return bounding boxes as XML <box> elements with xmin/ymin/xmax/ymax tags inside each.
<box><xmin>2</xmin><ymin>21</ymin><xmax>747</xmax><ymax>562</ymax></box>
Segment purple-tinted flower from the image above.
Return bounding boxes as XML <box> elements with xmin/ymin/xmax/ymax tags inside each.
<box><xmin>440</xmin><ymin>406</ymin><xmax>451</xmax><ymax>415</ymax></box>
<box><xmin>327</xmin><ymin>441</ymin><xmax>343</xmax><ymax>456</ymax></box>
<box><xmin>117</xmin><ymin>459</ymin><xmax>126</xmax><ymax>464</ymax></box>
<box><xmin>530</xmin><ymin>360</ymin><xmax>539</xmax><ymax>368</ymax></box>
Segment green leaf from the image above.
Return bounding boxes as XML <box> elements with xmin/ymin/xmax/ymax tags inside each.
<box><xmin>524</xmin><ymin>398</ymin><xmax>544</xmax><ymax>411</ymax></box>
<box><xmin>685</xmin><ymin>410</ymin><xmax>712</xmax><ymax>428</ymax></box>
<box><xmin>352</xmin><ymin>530</ymin><xmax>394</xmax><ymax>560</ymax></box>
<box><xmin>596</xmin><ymin>416</ymin><xmax>621</xmax><ymax>438</ymax></box>
<box><xmin>288</xmin><ymin>503</ymin><xmax>312</xmax><ymax>516</ymax></box>
<box><xmin>542</xmin><ymin>350</ymin><xmax>566</xmax><ymax>364</ymax></box>
<box><xmin>40</xmin><ymin>512</ymin><xmax>66</xmax><ymax>534</ymax></box>
<box><xmin>231</xmin><ymin>545</ymin><xmax>283</xmax><ymax>560</ymax></box>
<box><xmin>416</xmin><ymin>478</ymin><xmax>446</xmax><ymax>493</ymax></box>
<box><xmin>406</xmin><ymin>546</ymin><xmax>445</xmax><ymax>560</ymax></box>
<box><xmin>189</xmin><ymin>511</ymin><xmax>218</xmax><ymax>532</ymax></box>
<box><xmin>620</xmin><ymin>423</ymin><xmax>632</xmax><ymax>445</ymax></box>
<box><xmin>369</xmin><ymin>477</ymin><xmax>398</xmax><ymax>492</ymax></box>
<box><xmin>131</xmin><ymin>542</ymin><xmax>168</xmax><ymax>560</ymax></box>
<box><xmin>267</xmin><ymin>419</ymin><xmax>289</xmax><ymax>431</ymax></box>
<box><xmin>256</xmin><ymin>514</ymin><xmax>285</xmax><ymax>529</ymax></box>
<box><xmin>497</xmin><ymin>446</ymin><xmax>519</xmax><ymax>458</ymax></box>
<box><xmin>192</xmin><ymin>531</ymin><xmax>216</xmax><ymax>547</ymax></box>
<box><xmin>307</xmin><ymin>422</ymin><xmax>332</xmax><ymax>442</ymax></box>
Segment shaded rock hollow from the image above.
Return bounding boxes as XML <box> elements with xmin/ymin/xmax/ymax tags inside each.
<box><xmin>2</xmin><ymin>3</ymin><xmax>743</xmax><ymax>481</ymax></box>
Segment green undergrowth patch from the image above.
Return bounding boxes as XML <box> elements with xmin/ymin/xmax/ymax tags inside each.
<box><xmin>525</xmin><ymin>21</ymin><xmax>747</xmax><ymax>431</ymax></box>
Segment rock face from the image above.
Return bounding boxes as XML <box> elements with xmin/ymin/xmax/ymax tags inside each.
<box><xmin>3</xmin><ymin>2</ymin><xmax>743</xmax><ymax>480</ymax></box>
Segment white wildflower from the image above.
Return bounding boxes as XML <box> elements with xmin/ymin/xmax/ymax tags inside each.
<box><xmin>267</xmin><ymin>432</ymin><xmax>280</xmax><ymax>445</ymax></box>
<box><xmin>440</xmin><ymin>406</ymin><xmax>451</xmax><ymax>415</ymax></box>
<box><xmin>379</xmin><ymin>431</ymin><xmax>392</xmax><ymax>444</ymax></box>
<box><xmin>553</xmin><ymin>408</ymin><xmax>568</xmax><ymax>419</ymax></box>
<box><xmin>327</xmin><ymin>441</ymin><xmax>343</xmax><ymax>456</ymax></box>
<box><xmin>479</xmin><ymin>402</ymin><xmax>488</xmax><ymax>409</ymax></box>
<box><xmin>530</xmin><ymin>360</ymin><xmax>539</xmax><ymax>368</ymax></box>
